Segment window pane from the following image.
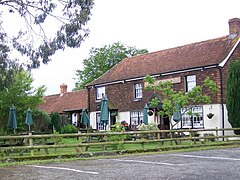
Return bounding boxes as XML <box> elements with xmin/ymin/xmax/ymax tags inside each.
<box><xmin>96</xmin><ymin>113</ymin><xmax>106</xmax><ymax>130</ymax></box>
<box><xmin>186</xmin><ymin>75</ymin><xmax>196</xmax><ymax>92</ymax></box>
<box><xmin>96</xmin><ymin>87</ymin><xmax>105</xmax><ymax>99</ymax></box>
<box><xmin>134</xmin><ymin>84</ymin><xmax>142</xmax><ymax>99</ymax></box>
<box><xmin>130</xmin><ymin>111</ymin><xmax>143</xmax><ymax>126</ymax></box>
<box><xmin>181</xmin><ymin>106</ymin><xmax>203</xmax><ymax>128</ymax></box>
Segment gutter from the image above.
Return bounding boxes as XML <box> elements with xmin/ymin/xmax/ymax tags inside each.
<box><xmin>87</xmin><ymin>87</ymin><xmax>91</xmax><ymax>113</ymax></box>
<box><xmin>218</xmin><ymin>67</ymin><xmax>225</xmax><ymax>140</ymax></box>
<box><xmin>90</xmin><ymin>64</ymin><xmax>218</xmax><ymax>87</ymax></box>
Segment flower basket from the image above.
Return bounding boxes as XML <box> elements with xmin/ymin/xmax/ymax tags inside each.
<box><xmin>207</xmin><ymin>113</ymin><xmax>214</xmax><ymax>119</ymax></box>
<box><xmin>148</xmin><ymin>110</ymin><xmax>153</xmax><ymax>116</ymax></box>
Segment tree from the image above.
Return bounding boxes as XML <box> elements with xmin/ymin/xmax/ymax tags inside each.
<box><xmin>0</xmin><ymin>33</ymin><xmax>21</xmax><ymax>89</ymax></box>
<box><xmin>74</xmin><ymin>42</ymin><xmax>148</xmax><ymax>90</ymax></box>
<box><xmin>0</xmin><ymin>69</ymin><xmax>45</xmax><ymax>133</ymax></box>
<box><xmin>50</xmin><ymin>112</ymin><xmax>60</xmax><ymax>132</ymax></box>
<box><xmin>226</xmin><ymin>59</ymin><xmax>240</xmax><ymax>132</ymax></box>
<box><xmin>144</xmin><ymin>75</ymin><xmax>217</xmax><ymax>129</ymax></box>
<box><xmin>0</xmin><ymin>0</ymin><xmax>94</xmax><ymax>69</ymax></box>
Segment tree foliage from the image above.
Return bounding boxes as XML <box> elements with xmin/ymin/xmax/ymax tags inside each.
<box><xmin>0</xmin><ymin>33</ymin><xmax>21</xmax><ymax>89</ymax></box>
<box><xmin>226</xmin><ymin>59</ymin><xmax>240</xmax><ymax>130</ymax></box>
<box><xmin>74</xmin><ymin>42</ymin><xmax>148</xmax><ymax>90</ymax></box>
<box><xmin>0</xmin><ymin>0</ymin><xmax>94</xmax><ymax>68</ymax></box>
<box><xmin>50</xmin><ymin>112</ymin><xmax>60</xmax><ymax>132</ymax></box>
<box><xmin>0</xmin><ymin>69</ymin><xmax>45</xmax><ymax>133</ymax></box>
<box><xmin>144</xmin><ymin>75</ymin><xmax>217</xmax><ymax>128</ymax></box>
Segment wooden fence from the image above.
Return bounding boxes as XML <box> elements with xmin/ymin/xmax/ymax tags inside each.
<box><xmin>1</xmin><ymin>128</ymin><xmax>240</xmax><ymax>157</ymax></box>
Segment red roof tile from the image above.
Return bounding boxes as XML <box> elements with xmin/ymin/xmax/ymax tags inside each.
<box><xmin>88</xmin><ymin>36</ymin><xmax>237</xmax><ymax>86</ymax></box>
<box><xmin>38</xmin><ymin>90</ymin><xmax>88</xmax><ymax>114</ymax></box>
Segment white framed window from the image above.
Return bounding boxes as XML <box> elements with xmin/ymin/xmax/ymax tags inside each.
<box><xmin>96</xmin><ymin>86</ymin><xmax>105</xmax><ymax>100</ymax></box>
<box><xmin>96</xmin><ymin>113</ymin><xmax>107</xmax><ymax>130</ymax></box>
<box><xmin>134</xmin><ymin>83</ymin><xmax>142</xmax><ymax>99</ymax></box>
<box><xmin>181</xmin><ymin>106</ymin><xmax>204</xmax><ymax>128</ymax></box>
<box><xmin>185</xmin><ymin>75</ymin><xmax>196</xmax><ymax>92</ymax></box>
<box><xmin>130</xmin><ymin>111</ymin><xmax>143</xmax><ymax>127</ymax></box>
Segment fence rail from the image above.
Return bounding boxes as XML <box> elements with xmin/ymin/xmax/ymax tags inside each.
<box><xmin>1</xmin><ymin>127</ymin><xmax>240</xmax><ymax>157</ymax></box>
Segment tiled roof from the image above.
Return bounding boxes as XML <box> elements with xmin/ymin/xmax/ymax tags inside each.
<box><xmin>87</xmin><ymin>35</ymin><xmax>237</xmax><ymax>86</ymax></box>
<box><xmin>38</xmin><ymin>90</ymin><xmax>88</xmax><ymax>114</ymax></box>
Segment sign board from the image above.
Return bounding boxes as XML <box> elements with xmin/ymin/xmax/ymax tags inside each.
<box><xmin>144</xmin><ymin>77</ymin><xmax>181</xmax><ymax>87</ymax></box>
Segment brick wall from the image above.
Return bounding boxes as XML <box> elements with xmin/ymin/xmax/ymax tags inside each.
<box><xmin>89</xmin><ymin>68</ymin><xmax>222</xmax><ymax>112</ymax></box>
<box><xmin>221</xmin><ymin>42</ymin><xmax>240</xmax><ymax>103</ymax></box>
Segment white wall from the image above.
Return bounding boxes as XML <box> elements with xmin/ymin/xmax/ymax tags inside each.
<box><xmin>89</xmin><ymin>112</ymin><xmax>98</xmax><ymax>129</ymax></box>
<box><xmin>204</xmin><ymin>104</ymin><xmax>221</xmax><ymax>130</ymax></box>
<box><xmin>89</xmin><ymin>111</ymin><xmax>154</xmax><ymax>128</ymax></box>
<box><xmin>90</xmin><ymin>104</ymin><xmax>234</xmax><ymax>136</ymax></box>
<box><xmin>171</xmin><ymin>104</ymin><xmax>234</xmax><ymax>136</ymax></box>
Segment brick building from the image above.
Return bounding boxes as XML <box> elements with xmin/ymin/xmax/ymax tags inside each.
<box><xmin>38</xmin><ymin>84</ymin><xmax>88</xmax><ymax>129</ymax></box>
<box><xmin>86</xmin><ymin>18</ymin><xmax>240</xmax><ymax>134</ymax></box>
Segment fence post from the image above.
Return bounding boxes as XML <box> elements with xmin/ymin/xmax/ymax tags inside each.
<box><xmin>189</xmin><ymin>129</ymin><xmax>193</xmax><ymax>145</ymax></box>
<box><xmin>28</xmin><ymin>132</ymin><xmax>34</xmax><ymax>156</ymax></box>
<box><xmin>215</xmin><ymin>127</ymin><xmax>219</xmax><ymax>142</ymax></box>
<box><xmin>157</xmin><ymin>131</ymin><xmax>160</xmax><ymax>139</ymax></box>
<box><xmin>78</xmin><ymin>131</ymin><xmax>83</xmax><ymax>153</ymax></box>
<box><xmin>170</xmin><ymin>131</ymin><xmax>173</xmax><ymax>145</ymax></box>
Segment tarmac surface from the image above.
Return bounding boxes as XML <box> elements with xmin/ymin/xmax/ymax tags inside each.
<box><xmin>1</xmin><ymin>148</ymin><xmax>240</xmax><ymax>180</ymax></box>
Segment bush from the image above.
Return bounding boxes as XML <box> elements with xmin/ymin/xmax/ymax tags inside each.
<box><xmin>137</xmin><ymin>123</ymin><xmax>158</xmax><ymax>131</ymax></box>
<box><xmin>107</xmin><ymin>122</ymin><xmax>130</xmax><ymax>150</ymax></box>
<box><xmin>137</xmin><ymin>123</ymin><xmax>158</xmax><ymax>140</ymax></box>
<box><xmin>50</xmin><ymin>112</ymin><xmax>61</xmax><ymax>132</ymax></box>
<box><xmin>203</xmin><ymin>133</ymin><xmax>215</xmax><ymax>142</ymax></box>
<box><xmin>61</xmin><ymin>124</ymin><xmax>78</xmax><ymax>134</ymax></box>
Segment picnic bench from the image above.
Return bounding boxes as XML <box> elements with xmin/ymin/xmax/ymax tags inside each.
<box><xmin>83</xmin><ymin>134</ymin><xmax>108</xmax><ymax>151</ymax></box>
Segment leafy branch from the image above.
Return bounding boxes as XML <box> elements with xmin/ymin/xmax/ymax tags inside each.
<box><xmin>144</xmin><ymin>74</ymin><xmax>217</xmax><ymax>128</ymax></box>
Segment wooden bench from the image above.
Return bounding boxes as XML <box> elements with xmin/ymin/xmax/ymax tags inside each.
<box><xmin>82</xmin><ymin>135</ymin><xmax>114</xmax><ymax>151</ymax></box>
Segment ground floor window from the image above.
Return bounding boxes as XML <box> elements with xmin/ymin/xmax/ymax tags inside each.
<box><xmin>130</xmin><ymin>111</ymin><xmax>143</xmax><ymax>129</ymax></box>
<box><xmin>96</xmin><ymin>113</ymin><xmax>107</xmax><ymax>130</ymax></box>
<box><xmin>181</xmin><ymin>106</ymin><xmax>204</xmax><ymax>128</ymax></box>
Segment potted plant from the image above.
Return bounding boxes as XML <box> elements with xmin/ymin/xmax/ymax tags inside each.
<box><xmin>111</xmin><ymin>111</ymin><xmax>118</xmax><ymax>116</ymax></box>
<box><xmin>148</xmin><ymin>109</ymin><xmax>154</xmax><ymax>116</ymax></box>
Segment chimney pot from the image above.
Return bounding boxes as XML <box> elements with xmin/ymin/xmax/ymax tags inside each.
<box><xmin>60</xmin><ymin>83</ymin><xmax>67</xmax><ymax>95</ymax></box>
<box><xmin>229</xmin><ymin>18</ymin><xmax>240</xmax><ymax>37</ymax></box>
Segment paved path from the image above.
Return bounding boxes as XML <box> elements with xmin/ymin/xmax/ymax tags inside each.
<box><xmin>1</xmin><ymin>148</ymin><xmax>240</xmax><ymax>180</ymax></box>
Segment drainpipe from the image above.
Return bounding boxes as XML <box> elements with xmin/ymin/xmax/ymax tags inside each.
<box><xmin>218</xmin><ymin>67</ymin><xmax>225</xmax><ymax>140</ymax></box>
<box><xmin>87</xmin><ymin>87</ymin><xmax>91</xmax><ymax>115</ymax></box>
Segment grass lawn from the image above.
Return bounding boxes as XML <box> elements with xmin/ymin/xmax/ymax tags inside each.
<box><xmin>0</xmin><ymin>137</ymin><xmax>231</xmax><ymax>158</ymax></box>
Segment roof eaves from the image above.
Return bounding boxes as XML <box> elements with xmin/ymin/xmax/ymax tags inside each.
<box><xmin>219</xmin><ymin>37</ymin><xmax>240</xmax><ymax>67</ymax></box>
<box><xmin>90</xmin><ymin>64</ymin><xmax>219</xmax><ymax>87</ymax></box>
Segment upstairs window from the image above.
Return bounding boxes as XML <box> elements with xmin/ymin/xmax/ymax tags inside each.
<box><xmin>185</xmin><ymin>75</ymin><xmax>196</xmax><ymax>92</ymax></box>
<box><xmin>134</xmin><ymin>83</ymin><xmax>142</xmax><ymax>99</ymax></box>
<box><xmin>96</xmin><ymin>86</ymin><xmax>105</xmax><ymax>100</ymax></box>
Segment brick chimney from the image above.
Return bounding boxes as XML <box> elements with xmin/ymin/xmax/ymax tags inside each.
<box><xmin>60</xmin><ymin>83</ymin><xmax>67</xmax><ymax>96</ymax></box>
<box><xmin>229</xmin><ymin>18</ymin><xmax>240</xmax><ymax>37</ymax></box>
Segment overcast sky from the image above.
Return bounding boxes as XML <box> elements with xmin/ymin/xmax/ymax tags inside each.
<box><xmin>31</xmin><ymin>0</ymin><xmax>240</xmax><ymax>95</ymax></box>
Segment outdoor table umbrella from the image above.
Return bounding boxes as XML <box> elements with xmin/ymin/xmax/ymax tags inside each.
<box><xmin>81</xmin><ymin>108</ymin><xmax>89</xmax><ymax>127</ymax></box>
<box><xmin>173</xmin><ymin>104</ymin><xmax>182</xmax><ymax>122</ymax></box>
<box><xmin>25</xmin><ymin>108</ymin><xmax>33</xmax><ymax>132</ymax></box>
<box><xmin>100</xmin><ymin>95</ymin><xmax>109</xmax><ymax>127</ymax></box>
<box><xmin>143</xmin><ymin>104</ymin><xmax>149</xmax><ymax>125</ymax></box>
<box><xmin>7</xmin><ymin>105</ymin><xmax>17</xmax><ymax>134</ymax></box>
